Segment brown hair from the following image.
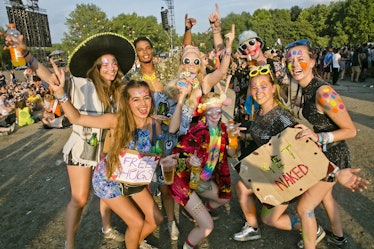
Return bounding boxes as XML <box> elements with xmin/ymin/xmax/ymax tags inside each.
<box><xmin>106</xmin><ymin>80</ymin><xmax>155</xmax><ymax>177</ymax></box>
<box><xmin>86</xmin><ymin>54</ymin><xmax>124</xmax><ymax>111</ymax></box>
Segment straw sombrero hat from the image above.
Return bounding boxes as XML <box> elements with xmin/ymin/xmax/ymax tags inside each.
<box><xmin>68</xmin><ymin>32</ymin><xmax>135</xmax><ymax>77</ymax></box>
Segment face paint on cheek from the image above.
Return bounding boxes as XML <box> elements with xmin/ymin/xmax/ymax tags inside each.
<box><xmin>300</xmin><ymin>61</ymin><xmax>308</xmax><ymax>71</ymax></box>
<box><xmin>287</xmin><ymin>63</ymin><xmax>293</xmax><ymax>73</ymax></box>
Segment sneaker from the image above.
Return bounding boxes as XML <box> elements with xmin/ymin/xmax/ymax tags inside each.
<box><xmin>8</xmin><ymin>122</ymin><xmax>15</xmax><ymax>134</ymax></box>
<box><xmin>167</xmin><ymin>220</ymin><xmax>179</xmax><ymax>241</ymax></box>
<box><xmin>297</xmin><ymin>225</ymin><xmax>326</xmax><ymax>248</ymax></box>
<box><xmin>139</xmin><ymin>240</ymin><xmax>158</xmax><ymax>249</ymax></box>
<box><xmin>102</xmin><ymin>227</ymin><xmax>125</xmax><ymax>242</ymax></box>
<box><xmin>326</xmin><ymin>231</ymin><xmax>348</xmax><ymax>246</ymax></box>
<box><xmin>208</xmin><ymin>209</ymin><xmax>220</xmax><ymax>221</ymax></box>
<box><xmin>233</xmin><ymin>222</ymin><xmax>261</xmax><ymax>241</ymax></box>
<box><xmin>181</xmin><ymin>208</ymin><xmax>196</xmax><ymax>222</ymax></box>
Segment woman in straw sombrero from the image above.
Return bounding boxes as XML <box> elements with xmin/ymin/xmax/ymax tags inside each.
<box><xmin>3</xmin><ymin>31</ymin><xmax>135</xmax><ymax>249</ymax></box>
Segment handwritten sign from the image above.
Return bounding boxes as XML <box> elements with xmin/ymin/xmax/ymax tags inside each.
<box><xmin>110</xmin><ymin>149</ymin><xmax>160</xmax><ymax>185</ymax></box>
<box><xmin>239</xmin><ymin>127</ymin><xmax>329</xmax><ymax>206</ymax></box>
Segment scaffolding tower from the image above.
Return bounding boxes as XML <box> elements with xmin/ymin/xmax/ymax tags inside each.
<box><xmin>162</xmin><ymin>0</ymin><xmax>175</xmax><ymax>33</ymax></box>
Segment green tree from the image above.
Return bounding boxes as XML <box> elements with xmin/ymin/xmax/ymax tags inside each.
<box><xmin>61</xmin><ymin>4</ymin><xmax>110</xmax><ymax>55</ymax></box>
<box><xmin>342</xmin><ymin>0</ymin><xmax>374</xmax><ymax>45</ymax></box>
<box><xmin>290</xmin><ymin>6</ymin><xmax>302</xmax><ymax>22</ymax></box>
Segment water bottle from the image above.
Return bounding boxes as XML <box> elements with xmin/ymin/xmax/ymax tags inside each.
<box><xmin>7</xmin><ymin>23</ymin><xmax>26</xmax><ymax>67</ymax></box>
<box><xmin>155</xmin><ymin>134</ymin><xmax>163</xmax><ymax>154</ymax></box>
<box><xmin>227</xmin><ymin>119</ymin><xmax>239</xmax><ymax>157</ymax></box>
<box><xmin>188</xmin><ymin>150</ymin><xmax>202</xmax><ymax>190</ymax></box>
<box><xmin>88</xmin><ymin>132</ymin><xmax>98</xmax><ymax>146</ymax></box>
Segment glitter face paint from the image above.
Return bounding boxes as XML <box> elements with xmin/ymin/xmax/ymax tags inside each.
<box><xmin>317</xmin><ymin>86</ymin><xmax>345</xmax><ymax>113</ymax></box>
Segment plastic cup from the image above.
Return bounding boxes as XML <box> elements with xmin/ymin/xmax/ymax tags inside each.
<box><xmin>161</xmin><ymin>161</ymin><xmax>175</xmax><ymax>185</ymax></box>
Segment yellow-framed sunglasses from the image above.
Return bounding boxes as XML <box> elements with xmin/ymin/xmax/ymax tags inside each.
<box><xmin>249</xmin><ymin>64</ymin><xmax>274</xmax><ymax>81</ymax></box>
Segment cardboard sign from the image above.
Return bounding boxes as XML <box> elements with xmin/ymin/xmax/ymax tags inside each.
<box><xmin>110</xmin><ymin>149</ymin><xmax>160</xmax><ymax>185</ymax></box>
<box><xmin>239</xmin><ymin>127</ymin><xmax>329</xmax><ymax>206</ymax></box>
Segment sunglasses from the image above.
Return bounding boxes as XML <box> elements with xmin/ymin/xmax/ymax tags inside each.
<box><xmin>238</xmin><ymin>39</ymin><xmax>257</xmax><ymax>53</ymax></box>
<box><xmin>182</xmin><ymin>57</ymin><xmax>201</xmax><ymax>65</ymax></box>
<box><xmin>249</xmin><ymin>65</ymin><xmax>274</xmax><ymax>81</ymax></box>
<box><xmin>205</xmin><ymin>108</ymin><xmax>223</xmax><ymax>116</ymax></box>
<box><xmin>285</xmin><ymin>39</ymin><xmax>311</xmax><ymax>50</ymax></box>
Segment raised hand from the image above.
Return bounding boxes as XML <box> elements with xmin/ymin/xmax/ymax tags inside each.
<box><xmin>1</xmin><ymin>31</ymin><xmax>27</xmax><ymax>52</ymax></box>
<box><xmin>48</xmin><ymin>59</ymin><xmax>66</xmax><ymax>97</ymax></box>
<box><xmin>224</xmin><ymin>24</ymin><xmax>235</xmax><ymax>49</ymax></box>
<box><xmin>209</xmin><ymin>3</ymin><xmax>221</xmax><ymax>29</ymax></box>
<box><xmin>337</xmin><ymin>168</ymin><xmax>369</xmax><ymax>192</ymax></box>
<box><xmin>185</xmin><ymin>13</ymin><xmax>196</xmax><ymax>30</ymax></box>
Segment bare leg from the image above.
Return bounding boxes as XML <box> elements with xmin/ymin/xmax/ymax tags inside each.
<box><xmin>64</xmin><ymin>166</ymin><xmax>92</xmax><ymax>249</ymax></box>
<box><xmin>297</xmin><ymin>181</ymin><xmax>334</xmax><ymax>249</ymax></box>
<box><xmin>100</xmin><ymin>199</ymin><xmax>112</xmax><ymax>231</ymax></box>
<box><xmin>322</xmin><ymin>188</ymin><xmax>343</xmax><ymax>237</ymax></box>
<box><xmin>131</xmin><ymin>187</ymin><xmax>164</xmax><ymax>242</ymax></box>
<box><xmin>159</xmin><ymin>184</ymin><xmax>175</xmax><ymax>222</ymax></box>
<box><xmin>235</xmin><ymin>179</ymin><xmax>258</xmax><ymax>228</ymax></box>
<box><xmin>184</xmin><ymin>192</ymin><xmax>214</xmax><ymax>247</ymax></box>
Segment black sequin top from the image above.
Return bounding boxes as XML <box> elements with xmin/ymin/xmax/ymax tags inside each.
<box><xmin>250</xmin><ymin>105</ymin><xmax>297</xmax><ymax>146</ymax></box>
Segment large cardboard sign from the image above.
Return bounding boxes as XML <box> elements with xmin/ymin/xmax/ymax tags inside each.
<box><xmin>110</xmin><ymin>149</ymin><xmax>160</xmax><ymax>185</ymax></box>
<box><xmin>239</xmin><ymin>127</ymin><xmax>329</xmax><ymax>206</ymax></box>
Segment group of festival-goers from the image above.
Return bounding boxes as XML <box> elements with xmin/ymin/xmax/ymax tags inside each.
<box><xmin>1</xmin><ymin>4</ymin><xmax>369</xmax><ymax>249</ymax></box>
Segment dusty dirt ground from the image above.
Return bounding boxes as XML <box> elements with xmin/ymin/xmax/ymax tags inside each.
<box><xmin>0</xmin><ymin>77</ymin><xmax>373</xmax><ymax>249</ymax></box>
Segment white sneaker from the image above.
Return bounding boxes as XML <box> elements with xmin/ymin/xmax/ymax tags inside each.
<box><xmin>139</xmin><ymin>240</ymin><xmax>158</xmax><ymax>249</ymax></box>
<box><xmin>233</xmin><ymin>222</ymin><xmax>261</xmax><ymax>241</ymax></box>
<box><xmin>102</xmin><ymin>227</ymin><xmax>125</xmax><ymax>242</ymax></box>
<box><xmin>167</xmin><ymin>220</ymin><xmax>179</xmax><ymax>240</ymax></box>
<box><xmin>297</xmin><ymin>225</ymin><xmax>326</xmax><ymax>248</ymax></box>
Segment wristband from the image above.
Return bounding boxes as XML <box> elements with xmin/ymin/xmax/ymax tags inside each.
<box><xmin>212</xmin><ymin>28</ymin><xmax>221</xmax><ymax>34</ymax></box>
<box><xmin>22</xmin><ymin>50</ymin><xmax>30</xmax><ymax>57</ymax></box>
<box><xmin>26</xmin><ymin>56</ymin><xmax>35</xmax><ymax>67</ymax></box>
<box><xmin>326</xmin><ymin>166</ymin><xmax>340</xmax><ymax>182</ymax></box>
<box><xmin>56</xmin><ymin>93</ymin><xmax>69</xmax><ymax>103</ymax></box>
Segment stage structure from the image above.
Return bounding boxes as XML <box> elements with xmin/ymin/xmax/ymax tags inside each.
<box><xmin>161</xmin><ymin>0</ymin><xmax>175</xmax><ymax>50</ymax></box>
<box><xmin>5</xmin><ymin>0</ymin><xmax>52</xmax><ymax>49</ymax></box>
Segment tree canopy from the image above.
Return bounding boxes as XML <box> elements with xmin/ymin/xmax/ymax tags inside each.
<box><xmin>1</xmin><ymin>0</ymin><xmax>374</xmax><ymax>68</ymax></box>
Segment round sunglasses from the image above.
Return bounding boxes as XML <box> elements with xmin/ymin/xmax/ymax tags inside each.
<box><xmin>238</xmin><ymin>39</ymin><xmax>257</xmax><ymax>53</ymax></box>
<box><xmin>182</xmin><ymin>57</ymin><xmax>201</xmax><ymax>65</ymax></box>
<box><xmin>206</xmin><ymin>108</ymin><xmax>223</xmax><ymax>116</ymax></box>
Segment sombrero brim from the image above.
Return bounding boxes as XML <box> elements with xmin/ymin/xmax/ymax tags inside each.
<box><xmin>68</xmin><ymin>32</ymin><xmax>135</xmax><ymax>78</ymax></box>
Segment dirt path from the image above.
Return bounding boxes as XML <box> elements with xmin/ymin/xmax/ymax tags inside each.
<box><xmin>0</xmin><ymin>78</ymin><xmax>373</xmax><ymax>249</ymax></box>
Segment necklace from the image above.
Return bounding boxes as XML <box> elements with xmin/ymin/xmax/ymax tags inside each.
<box><xmin>143</xmin><ymin>72</ymin><xmax>157</xmax><ymax>88</ymax></box>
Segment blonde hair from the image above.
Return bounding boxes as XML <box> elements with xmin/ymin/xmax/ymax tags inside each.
<box><xmin>197</xmin><ymin>92</ymin><xmax>224</xmax><ymax>114</ymax></box>
<box><xmin>106</xmin><ymin>80</ymin><xmax>154</xmax><ymax>178</ymax></box>
<box><xmin>179</xmin><ymin>45</ymin><xmax>205</xmax><ymax>91</ymax></box>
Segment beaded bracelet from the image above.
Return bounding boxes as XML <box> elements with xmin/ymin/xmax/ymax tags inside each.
<box><xmin>317</xmin><ymin>132</ymin><xmax>334</xmax><ymax>151</ymax></box>
<box><xmin>56</xmin><ymin>93</ymin><xmax>69</xmax><ymax>103</ymax></box>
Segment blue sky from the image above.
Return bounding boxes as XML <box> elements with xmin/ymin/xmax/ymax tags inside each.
<box><xmin>0</xmin><ymin>0</ymin><xmax>332</xmax><ymax>43</ymax></box>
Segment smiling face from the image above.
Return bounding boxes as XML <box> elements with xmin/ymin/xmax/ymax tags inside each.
<box><xmin>205</xmin><ymin>103</ymin><xmax>223</xmax><ymax>126</ymax></box>
<box><xmin>128</xmin><ymin>86</ymin><xmax>153</xmax><ymax>121</ymax></box>
<box><xmin>250</xmin><ymin>74</ymin><xmax>276</xmax><ymax>106</ymax></box>
<box><xmin>99</xmin><ymin>54</ymin><xmax>119</xmax><ymax>83</ymax></box>
<box><xmin>239</xmin><ymin>38</ymin><xmax>262</xmax><ymax>60</ymax></box>
<box><xmin>286</xmin><ymin>45</ymin><xmax>315</xmax><ymax>86</ymax></box>
<box><xmin>135</xmin><ymin>40</ymin><xmax>153</xmax><ymax>64</ymax></box>
<box><xmin>182</xmin><ymin>52</ymin><xmax>201</xmax><ymax>74</ymax></box>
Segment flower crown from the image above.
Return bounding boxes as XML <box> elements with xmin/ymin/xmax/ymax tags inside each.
<box><xmin>197</xmin><ymin>93</ymin><xmax>227</xmax><ymax>114</ymax></box>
